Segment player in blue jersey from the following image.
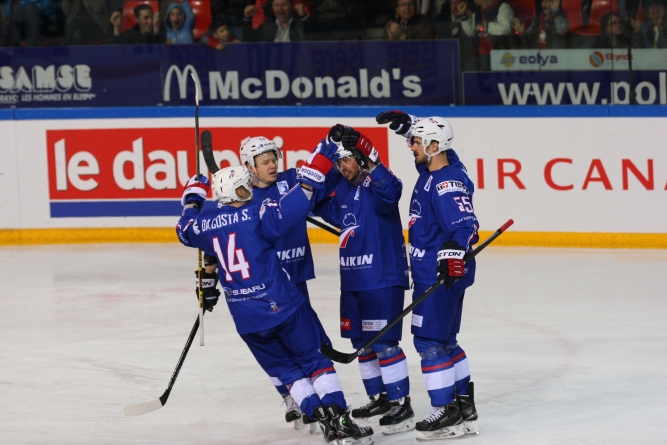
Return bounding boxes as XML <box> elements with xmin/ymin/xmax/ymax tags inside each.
<box><xmin>176</xmin><ymin>142</ymin><xmax>374</xmax><ymax>444</ymax></box>
<box><xmin>376</xmin><ymin>111</ymin><xmax>480</xmax><ymax>440</ymax></box>
<box><xmin>314</xmin><ymin>125</ymin><xmax>413</xmax><ymax>435</ymax></box>
<box><xmin>237</xmin><ymin>135</ymin><xmax>340</xmax><ymax>427</ymax></box>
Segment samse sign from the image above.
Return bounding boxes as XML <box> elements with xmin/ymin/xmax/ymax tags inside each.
<box><xmin>46</xmin><ymin>127</ymin><xmax>388</xmax><ymax>217</ymax></box>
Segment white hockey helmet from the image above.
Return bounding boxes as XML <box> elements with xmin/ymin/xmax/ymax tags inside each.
<box><xmin>411</xmin><ymin>117</ymin><xmax>454</xmax><ymax>154</ymax></box>
<box><xmin>239</xmin><ymin>136</ymin><xmax>282</xmax><ymax>168</ymax></box>
<box><xmin>211</xmin><ymin>165</ymin><xmax>253</xmax><ymax>204</ymax></box>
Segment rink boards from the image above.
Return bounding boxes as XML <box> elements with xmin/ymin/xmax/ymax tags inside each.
<box><xmin>0</xmin><ymin>106</ymin><xmax>666</xmax><ymax>248</ymax></box>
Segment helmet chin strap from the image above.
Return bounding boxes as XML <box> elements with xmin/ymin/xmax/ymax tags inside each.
<box><xmin>421</xmin><ymin>140</ymin><xmax>441</xmax><ymax>165</ymax></box>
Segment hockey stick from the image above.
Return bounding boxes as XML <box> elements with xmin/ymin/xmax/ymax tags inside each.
<box><xmin>200</xmin><ymin>130</ymin><xmax>340</xmax><ymax>238</ymax></box>
<box><xmin>321</xmin><ymin>219</ymin><xmax>514</xmax><ymax>364</ymax></box>
<box><xmin>123</xmin><ymin>315</ymin><xmax>201</xmax><ymax>416</ymax></box>
<box><xmin>192</xmin><ymin>73</ymin><xmax>204</xmax><ymax>347</ymax></box>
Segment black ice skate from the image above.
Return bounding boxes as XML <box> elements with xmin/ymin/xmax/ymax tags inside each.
<box><xmin>378</xmin><ymin>396</ymin><xmax>415</xmax><ymax>435</ymax></box>
<box><xmin>351</xmin><ymin>393</ymin><xmax>391</xmax><ymax>421</ymax></box>
<box><xmin>311</xmin><ymin>406</ymin><xmax>339</xmax><ymax>443</ymax></box>
<box><xmin>456</xmin><ymin>381</ymin><xmax>479</xmax><ymax>435</ymax></box>
<box><xmin>327</xmin><ymin>404</ymin><xmax>375</xmax><ymax>445</ymax></box>
<box><xmin>415</xmin><ymin>402</ymin><xmax>465</xmax><ymax>441</ymax></box>
<box><xmin>283</xmin><ymin>395</ymin><xmax>303</xmax><ymax>430</ymax></box>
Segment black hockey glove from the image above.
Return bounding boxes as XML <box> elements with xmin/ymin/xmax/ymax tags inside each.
<box><xmin>375</xmin><ymin>110</ymin><xmax>417</xmax><ymax>136</ymax></box>
<box><xmin>341</xmin><ymin>130</ymin><xmax>379</xmax><ymax>169</ymax></box>
<box><xmin>194</xmin><ymin>269</ymin><xmax>220</xmax><ymax>311</ymax></box>
<box><xmin>327</xmin><ymin>124</ymin><xmax>355</xmax><ymax>144</ymax></box>
<box><xmin>436</xmin><ymin>241</ymin><xmax>466</xmax><ymax>288</ymax></box>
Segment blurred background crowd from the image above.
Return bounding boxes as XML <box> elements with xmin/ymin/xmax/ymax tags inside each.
<box><xmin>1</xmin><ymin>0</ymin><xmax>665</xmax><ymax>69</ymax></box>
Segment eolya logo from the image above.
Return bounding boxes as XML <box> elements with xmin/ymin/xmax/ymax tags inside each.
<box><xmin>408</xmin><ymin>200</ymin><xmax>421</xmax><ymax>228</ymax></box>
<box><xmin>589</xmin><ymin>51</ymin><xmax>605</xmax><ymax>67</ymax></box>
<box><xmin>340</xmin><ymin>213</ymin><xmax>359</xmax><ymax>248</ymax></box>
<box><xmin>500</xmin><ymin>53</ymin><xmax>516</xmax><ymax>67</ymax></box>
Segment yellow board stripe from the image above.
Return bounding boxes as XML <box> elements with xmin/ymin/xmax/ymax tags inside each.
<box><xmin>1</xmin><ymin>228</ymin><xmax>666</xmax><ymax>249</ymax></box>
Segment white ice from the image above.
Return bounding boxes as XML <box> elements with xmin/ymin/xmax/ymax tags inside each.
<box><xmin>1</xmin><ymin>243</ymin><xmax>666</xmax><ymax>445</ymax></box>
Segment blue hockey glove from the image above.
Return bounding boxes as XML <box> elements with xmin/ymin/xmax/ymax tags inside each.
<box><xmin>436</xmin><ymin>241</ymin><xmax>466</xmax><ymax>288</ymax></box>
<box><xmin>181</xmin><ymin>174</ymin><xmax>210</xmax><ymax>209</ymax></box>
<box><xmin>375</xmin><ymin>110</ymin><xmax>418</xmax><ymax>136</ymax></box>
<box><xmin>195</xmin><ymin>269</ymin><xmax>220</xmax><ymax>312</ymax></box>
<box><xmin>298</xmin><ymin>139</ymin><xmax>338</xmax><ymax>187</ymax></box>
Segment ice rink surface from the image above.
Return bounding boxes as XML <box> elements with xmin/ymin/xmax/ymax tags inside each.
<box><xmin>1</xmin><ymin>243</ymin><xmax>666</xmax><ymax>445</ymax></box>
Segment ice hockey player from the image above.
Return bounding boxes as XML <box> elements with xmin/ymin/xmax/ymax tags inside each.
<box><xmin>237</xmin><ymin>135</ymin><xmax>340</xmax><ymax>428</ymax></box>
<box><xmin>376</xmin><ymin>110</ymin><xmax>480</xmax><ymax>440</ymax></box>
<box><xmin>313</xmin><ymin>125</ymin><xmax>413</xmax><ymax>435</ymax></box>
<box><xmin>176</xmin><ymin>141</ymin><xmax>374</xmax><ymax>444</ymax></box>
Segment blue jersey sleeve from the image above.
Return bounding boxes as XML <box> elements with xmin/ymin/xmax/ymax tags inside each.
<box><xmin>176</xmin><ymin>207</ymin><xmax>212</xmax><ymax>252</ymax></box>
<box><xmin>429</xmin><ymin>176</ymin><xmax>479</xmax><ymax>251</ymax></box>
<box><xmin>312</xmin><ymin>194</ymin><xmax>341</xmax><ymax>228</ymax></box>
<box><xmin>367</xmin><ymin>163</ymin><xmax>403</xmax><ymax>215</ymax></box>
<box><xmin>259</xmin><ymin>185</ymin><xmax>314</xmax><ymax>244</ymax></box>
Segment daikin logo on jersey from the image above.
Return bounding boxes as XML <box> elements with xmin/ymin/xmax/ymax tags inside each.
<box><xmin>46</xmin><ymin>127</ymin><xmax>388</xmax><ymax>217</ymax></box>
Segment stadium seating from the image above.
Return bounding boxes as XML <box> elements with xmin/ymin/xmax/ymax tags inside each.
<box><xmin>510</xmin><ymin>0</ymin><xmax>537</xmax><ymax>28</ymax></box>
<box><xmin>561</xmin><ymin>0</ymin><xmax>584</xmax><ymax>31</ymax></box>
<box><xmin>121</xmin><ymin>0</ymin><xmax>159</xmax><ymax>32</ymax></box>
<box><xmin>191</xmin><ymin>0</ymin><xmax>213</xmax><ymax>41</ymax></box>
<box><xmin>575</xmin><ymin>0</ymin><xmax>619</xmax><ymax>35</ymax></box>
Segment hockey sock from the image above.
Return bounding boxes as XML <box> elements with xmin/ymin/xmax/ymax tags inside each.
<box><xmin>377</xmin><ymin>346</ymin><xmax>410</xmax><ymax>401</ymax></box>
<box><xmin>358</xmin><ymin>352</ymin><xmax>385</xmax><ymax>396</ymax></box>
<box><xmin>269</xmin><ymin>376</ymin><xmax>290</xmax><ymax>397</ymax></box>
<box><xmin>449</xmin><ymin>345</ymin><xmax>471</xmax><ymax>396</ymax></box>
<box><xmin>312</xmin><ymin>367</ymin><xmax>346</xmax><ymax>410</ymax></box>
<box><xmin>287</xmin><ymin>377</ymin><xmax>320</xmax><ymax>418</ymax></box>
<box><xmin>420</xmin><ymin>354</ymin><xmax>455</xmax><ymax>407</ymax></box>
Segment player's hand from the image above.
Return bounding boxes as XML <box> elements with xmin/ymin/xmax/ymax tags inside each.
<box><xmin>341</xmin><ymin>130</ymin><xmax>378</xmax><ymax>168</ymax></box>
<box><xmin>375</xmin><ymin>110</ymin><xmax>417</xmax><ymax>136</ymax></box>
<box><xmin>194</xmin><ymin>269</ymin><xmax>220</xmax><ymax>312</ymax></box>
<box><xmin>298</xmin><ymin>139</ymin><xmax>337</xmax><ymax>186</ymax></box>
<box><xmin>181</xmin><ymin>174</ymin><xmax>210</xmax><ymax>208</ymax></box>
<box><xmin>327</xmin><ymin>124</ymin><xmax>354</xmax><ymax>144</ymax></box>
<box><xmin>436</xmin><ymin>241</ymin><xmax>466</xmax><ymax>288</ymax></box>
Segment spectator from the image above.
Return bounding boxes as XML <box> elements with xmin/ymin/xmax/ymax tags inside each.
<box><xmin>459</xmin><ymin>0</ymin><xmax>514</xmax><ymax>70</ymax></box>
<box><xmin>111</xmin><ymin>3</ymin><xmax>164</xmax><ymax>44</ymax></box>
<box><xmin>62</xmin><ymin>0</ymin><xmax>111</xmax><ymax>45</ymax></box>
<box><xmin>631</xmin><ymin>0</ymin><xmax>667</xmax><ymax>48</ymax></box>
<box><xmin>243</xmin><ymin>0</ymin><xmax>306</xmax><ymax>41</ymax></box>
<box><xmin>6</xmin><ymin>0</ymin><xmax>61</xmax><ymax>46</ymax></box>
<box><xmin>512</xmin><ymin>0</ymin><xmax>569</xmax><ymax>49</ymax></box>
<box><xmin>202</xmin><ymin>17</ymin><xmax>239</xmax><ymax>48</ymax></box>
<box><xmin>164</xmin><ymin>0</ymin><xmax>195</xmax><ymax>43</ymax></box>
<box><xmin>433</xmin><ymin>0</ymin><xmax>479</xmax><ymax>71</ymax></box>
<box><xmin>211</xmin><ymin>0</ymin><xmax>254</xmax><ymax>26</ymax></box>
<box><xmin>383</xmin><ymin>0</ymin><xmax>435</xmax><ymax>40</ymax></box>
<box><xmin>244</xmin><ymin>0</ymin><xmax>313</xmax><ymax>30</ymax></box>
<box><xmin>594</xmin><ymin>12</ymin><xmax>630</xmax><ymax>47</ymax></box>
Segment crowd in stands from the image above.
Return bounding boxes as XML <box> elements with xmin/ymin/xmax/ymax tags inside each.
<box><xmin>1</xmin><ymin>0</ymin><xmax>665</xmax><ymax>68</ymax></box>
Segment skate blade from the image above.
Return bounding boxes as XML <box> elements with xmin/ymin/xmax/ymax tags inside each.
<box><xmin>338</xmin><ymin>437</ymin><xmax>374</xmax><ymax>445</ymax></box>
<box><xmin>307</xmin><ymin>422</ymin><xmax>320</xmax><ymax>434</ymax></box>
<box><xmin>416</xmin><ymin>424</ymin><xmax>465</xmax><ymax>441</ymax></box>
<box><xmin>462</xmin><ymin>420</ymin><xmax>479</xmax><ymax>435</ymax></box>
<box><xmin>292</xmin><ymin>416</ymin><xmax>305</xmax><ymax>430</ymax></box>
<box><xmin>381</xmin><ymin>417</ymin><xmax>415</xmax><ymax>435</ymax></box>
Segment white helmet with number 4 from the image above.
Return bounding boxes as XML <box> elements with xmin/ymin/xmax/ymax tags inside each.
<box><xmin>240</xmin><ymin>136</ymin><xmax>282</xmax><ymax>167</ymax></box>
<box><xmin>411</xmin><ymin>117</ymin><xmax>454</xmax><ymax>154</ymax></box>
<box><xmin>212</xmin><ymin>165</ymin><xmax>253</xmax><ymax>204</ymax></box>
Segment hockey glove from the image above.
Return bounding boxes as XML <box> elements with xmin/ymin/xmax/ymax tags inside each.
<box><xmin>375</xmin><ymin>110</ymin><xmax>418</xmax><ymax>136</ymax></box>
<box><xmin>181</xmin><ymin>174</ymin><xmax>210</xmax><ymax>209</ymax></box>
<box><xmin>327</xmin><ymin>124</ymin><xmax>354</xmax><ymax>144</ymax></box>
<box><xmin>436</xmin><ymin>241</ymin><xmax>466</xmax><ymax>288</ymax></box>
<box><xmin>341</xmin><ymin>130</ymin><xmax>379</xmax><ymax>169</ymax></box>
<box><xmin>195</xmin><ymin>269</ymin><xmax>220</xmax><ymax>311</ymax></box>
<box><xmin>298</xmin><ymin>139</ymin><xmax>338</xmax><ymax>186</ymax></box>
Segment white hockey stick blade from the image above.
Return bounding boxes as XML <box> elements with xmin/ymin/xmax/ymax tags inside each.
<box><xmin>123</xmin><ymin>399</ymin><xmax>164</xmax><ymax>416</ymax></box>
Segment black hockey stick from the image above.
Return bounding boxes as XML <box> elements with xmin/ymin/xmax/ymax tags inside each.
<box><xmin>201</xmin><ymin>130</ymin><xmax>340</xmax><ymax>237</ymax></box>
<box><xmin>193</xmin><ymin>73</ymin><xmax>204</xmax><ymax>347</ymax></box>
<box><xmin>123</xmin><ymin>314</ymin><xmax>201</xmax><ymax>416</ymax></box>
<box><xmin>321</xmin><ymin>219</ymin><xmax>514</xmax><ymax>364</ymax></box>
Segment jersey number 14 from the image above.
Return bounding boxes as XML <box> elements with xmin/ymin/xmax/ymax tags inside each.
<box><xmin>212</xmin><ymin>233</ymin><xmax>251</xmax><ymax>281</ymax></box>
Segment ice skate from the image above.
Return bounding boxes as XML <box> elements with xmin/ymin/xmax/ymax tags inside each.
<box><xmin>351</xmin><ymin>393</ymin><xmax>391</xmax><ymax>422</ymax></box>
<box><xmin>457</xmin><ymin>382</ymin><xmax>479</xmax><ymax>435</ymax></box>
<box><xmin>378</xmin><ymin>396</ymin><xmax>415</xmax><ymax>435</ymax></box>
<box><xmin>312</xmin><ymin>406</ymin><xmax>339</xmax><ymax>443</ymax></box>
<box><xmin>302</xmin><ymin>413</ymin><xmax>322</xmax><ymax>435</ymax></box>
<box><xmin>415</xmin><ymin>402</ymin><xmax>464</xmax><ymax>441</ymax></box>
<box><xmin>327</xmin><ymin>404</ymin><xmax>375</xmax><ymax>445</ymax></box>
<box><xmin>283</xmin><ymin>395</ymin><xmax>304</xmax><ymax>430</ymax></box>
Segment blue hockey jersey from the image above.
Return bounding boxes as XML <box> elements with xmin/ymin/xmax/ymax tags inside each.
<box><xmin>315</xmin><ymin>163</ymin><xmax>409</xmax><ymax>292</ymax></box>
<box><xmin>176</xmin><ymin>186</ymin><xmax>313</xmax><ymax>334</ymax></box>
<box><xmin>408</xmin><ymin>149</ymin><xmax>479</xmax><ymax>286</ymax></box>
